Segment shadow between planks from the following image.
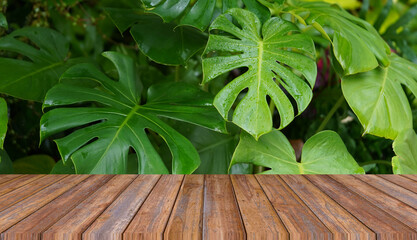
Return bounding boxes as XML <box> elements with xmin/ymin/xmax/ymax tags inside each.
<box><xmin>0</xmin><ymin>174</ymin><xmax>416</xmax><ymax>239</ymax></box>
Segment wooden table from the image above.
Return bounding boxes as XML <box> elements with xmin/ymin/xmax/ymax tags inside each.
<box><xmin>0</xmin><ymin>175</ymin><xmax>416</xmax><ymax>239</ymax></box>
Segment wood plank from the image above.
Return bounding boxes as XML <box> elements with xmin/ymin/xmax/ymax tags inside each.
<box><xmin>83</xmin><ymin>175</ymin><xmax>160</xmax><ymax>240</ymax></box>
<box><xmin>0</xmin><ymin>175</ymin><xmax>66</xmax><ymax>212</ymax></box>
<box><xmin>164</xmin><ymin>175</ymin><xmax>204</xmax><ymax>240</ymax></box>
<box><xmin>379</xmin><ymin>175</ymin><xmax>417</xmax><ymax>194</ymax></box>
<box><xmin>280</xmin><ymin>175</ymin><xmax>375</xmax><ymax>239</ymax></box>
<box><xmin>231</xmin><ymin>175</ymin><xmax>289</xmax><ymax>240</ymax></box>
<box><xmin>202</xmin><ymin>175</ymin><xmax>246</xmax><ymax>240</ymax></box>
<box><xmin>404</xmin><ymin>175</ymin><xmax>417</xmax><ymax>182</ymax></box>
<box><xmin>0</xmin><ymin>175</ymin><xmax>89</xmax><ymax>233</ymax></box>
<box><xmin>307</xmin><ymin>175</ymin><xmax>417</xmax><ymax>239</ymax></box>
<box><xmin>123</xmin><ymin>175</ymin><xmax>184</xmax><ymax>240</ymax></box>
<box><xmin>42</xmin><ymin>175</ymin><xmax>136</xmax><ymax>240</ymax></box>
<box><xmin>0</xmin><ymin>175</ymin><xmax>22</xmax><ymax>185</ymax></box>
<box><xmin>331</xmin><ymin>175</ymin><xmax>417</xmax><ymax>232</ymax></box>
<box><xmin>0</xmin><ymin>175</ymin><xmax>43</xmax><ymax>196</ymax></box>
<box><xmin>256</xmin><ymin>175</ymin><xmax>332</xmax><ymax>239</ymax></box>
<box><xmin>355</xmin><ymin>175</ymin><xmax>417</xmax><ymax>209</ymax></box>
<box><xmin>1</xmin><ymin>175</ymin><xmax>111</xmax><ymax>240</ymax></box>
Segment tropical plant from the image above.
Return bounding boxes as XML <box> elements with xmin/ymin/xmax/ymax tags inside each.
<box><xmin>0</xmin><ymin>0</ymin><xmax>416</xmax><ymax>174</ymax></box>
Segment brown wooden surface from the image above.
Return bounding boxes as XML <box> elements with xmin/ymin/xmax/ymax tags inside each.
<box><xmin>0</xmin><ymin>174</ymin><xmax>416</xmax><ymax>239</ymax></box>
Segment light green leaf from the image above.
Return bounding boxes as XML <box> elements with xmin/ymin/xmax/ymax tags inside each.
<box><xmin>0</xmin><ymin>98</ymin><xmax>7</xmax><ymax>149</ymax></box>
<box><xmin>203</xmin><ymin>8</ymin><xmax>316</xmax><ymax>139</ymax></box>
<box><xmin>0</xmin><ymin>27</ymin><xmax>85</xmax><ymax>101</ymax></box>
<box><xmin>13</xmin><ymin>155</ymin><xmax>56</xmax><ymax>174</ymax></box>
<box><xmin>231</xmin><ymin>130</ymin><xmax>365</xmax><ymax>174</ymax></box>
<box><xmin>342</xmin><ymin>55</ymin><xmax>417</xmax><ymax>139</ymax></box>
<box><xmin>41</xmin><ymin>51</ymin><xmax>225</xmax><ymax>174</ymax></box>
<box><xmin>0</xmin><ymin>149</ymin><xmax>13</xmax><ymax>174</ymax></box>
<box><xmin>288</xmin><ymin>1</ymin><xmax>391</xmax><ymax>75</ymax></box>
<box><xmin>0</xmin><ymin>13</ymin><xmax>7</xmax><ymax>30</ymax></box>
<box><xmin>141</xmin><ymin>0</ymin><xmax>270</xmax><ymax>31</ymax></box>
<box><xmin>392</xmin><ymin>128</ymin><xmax>417</xmax><ymax>174</ymax></box>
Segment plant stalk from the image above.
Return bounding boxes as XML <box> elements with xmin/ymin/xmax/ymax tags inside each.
<box><xmin>315</xmin><ymin>95</ymin><xmax>345</xmax><ymax>134</ymax></box>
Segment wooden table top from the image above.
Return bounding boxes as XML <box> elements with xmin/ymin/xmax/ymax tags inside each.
<box><xmin>0</xmin><ymin>175</ymin><xmax>416</xmax><ymax>239</ymax></box>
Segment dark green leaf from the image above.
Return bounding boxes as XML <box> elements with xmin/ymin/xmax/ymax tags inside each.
<box><xmin>231</xmin><ymin>130</ymin><xmax>365</xmax><ymax>174</ymax></box>
<box><xmin>342</xmin><ymin>55</ymin><xmax>417</xmax><ymax>139</ymax></box>
<box><xmin>41</xmin><ymin>51</ymin><xmax>225</xmax><ymax>174</ymax></box>
<box><xmin>104</xmin><ymin>8</ymin><xmax>144</xmax><ymax>33</ymax></box>
<box><xmin>50</xmin><ymin>159</ymin><xmax>76</xmax><ymax>174</ymax></box>
<box><xmin>0</xmin><ymin>13</ymin><xmax>7</xmax><ymax>30</ymax></box>
<box><xmin>392</xmin><ymin>128</ymin><xmax>417</xmax><ymax>174</ymax></box>
<box><xmin>288</xmin><ymin>1</ymin><xmax>391</xmax><ymax>75</ymax></box>
<box><xmin>0</xmin><ymin>98</ymin><xmax>7</xmax><ymax>149</ymax></box>
<box><xmin>203</xmin><ymin>8</ymin><xmax>316</xmax><ymax>139</ymax></box>
<box><xmin>13</xmin><ymin>154</ymin><xmax>56</xmax><ymax>174</ymax></box>
<box><xmin>0</xmin><ymin>27</ymin><xmax>84</xmax><ymax>101</ymax></box>
<box><xmin>0</xmin><ymin>149</ymin><xmax>13</xmax><ymax>174</ymax></box>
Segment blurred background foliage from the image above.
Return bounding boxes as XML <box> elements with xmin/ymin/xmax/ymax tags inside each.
<box><xmin>0</xmin><ymin>0</ymin><xmax>416</xmax><ymax>174</ymax></box>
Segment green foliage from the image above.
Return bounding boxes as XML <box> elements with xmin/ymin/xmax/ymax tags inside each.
<box><xmin>41</xmin><ymin>51</ymin><xmax>225</xmax><ymax>174</ymax></box>
<box><xmin>0</xmin><ymin>27</ymin><xmax>84</xmax><ymax>101</ymax></box>
<box><xmin>203</xmin><ymin>8</ymin><xmax>316</xmax><ymax>139</ymax></box>
<box><xmin>392</xmin><ymin>128</ymin><xmax>417</xmax><ymax>174</ymax></box>
<box><xmin>0</xmin><ymin>149</ymin><xmax>13</xmax><ymax>174</ymax></box>
<box><xmin>342</xmin><ymin>55</ymin><xmax>417</xmax><ymax>140</ymax></box>
<box><xmin>0</xmin><ymin>13</ymin><xmax>7</xmax><ymax>30</ymax></box>
<box><xmin>12</xmin><ymin>154</ymin><xmax>55</xmax><ymax>174</ymax></box>
<box><xmin>231</xmin><ymin>130</ymin><xmax>365</xmax><ymax>174</ymax></box>
<box><xmin>0</xmin><ymin>98</ymin><xmax>7</xmax><ymax>149</ymax></box>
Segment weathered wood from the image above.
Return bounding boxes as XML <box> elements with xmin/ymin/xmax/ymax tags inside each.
<box><xmin>1</xmin><ymin>175</ymin><xmax>112</xmax><ymax>240</ymax></box>
<box><xmin>0</xmin><ymin>175</ymin><xmax>89</xmax><ymax>233</ymax></box>
<box><xmin>307</xmin><ymin>175</ymin><xmax>417</xmax><ymax>239</ymax></box>
<box><xmin>256</xmin><ymin>175</ymin><xmax>332</xmax><ymax>239</ymax></box>
<box><xmin>355</xmin><ymin>175</ymin><xmax>417</xmax><ymax>209</ymax></box>
<box><xmin>0</xmin><ymin>175</ymin><xmax>66</xmax><ymax>212</ymax></box>
<box><xmin>379</xmin><ymin>175</ymin><xmax>417</xmax><ymax>194</ymax></box>
<box><xmin>42</xmin><ymin>175</ymin><xmax>136</xmax><ymax>240</ymax></box>
<box><xmin>203</xmin><ymin>175</ymin><xmax>246</xmax><ymax>240</ymax></box>
<box><xmin>280</xmin><ymin>175</ymin><xmax>375</xmax><ymax>239</ymax></box>
<box><xmin>405</xmin><ymin>175</ymin><xmax>417</xmax><ymax>182</ymax></box>
<box><xmin>332</xmin><ymin>175</ymin><xmax>417</xmax><ymax>231</ymax></box>
<box><xmin>0</xmin><ymin>175</ymin><xmax>22</xmax><ymax>185</ymax></box>
<box><xmin>231</xmin><ymin>175</ymin><xmax>289</xmax><ymax>240</ymax></box>
<box><xmin>83</xmin><ymin>175</ymin><xmax>160</xmax><ymax>240</ymax></box>
<box><xmin>164</xmin><ymin>175</ymin><xmax>205</xmax><ymax>240</ymax></box>
<box><xmin>0</xmin><ymin>175</ymin><xmax>43</xmax><ymax>196</ymax></box>
<box><xmin>123</xmin><ymin>175</ymin><xmax>184</xmax><ymax>240</ymax></box>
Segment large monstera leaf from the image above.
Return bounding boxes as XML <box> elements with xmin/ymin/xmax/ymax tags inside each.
<box><xmin>288</xmin><ymin>1</ymin><xmax>391</xmax><ymax>75</ymax></box>
<box><xmin>141</xmin><ymin>0</ymin><xmax>270</xmax><ymax>31</ymax></box>
<box><xmin>0</xmin><ymin>27</ymin><xmax>83</xmax><ymax>101</ymax></box>
<box><xmin>342</xmin><ymin>55</ymin><xmax>417</xmax><ymax>140</ymax></box>
<box><xmin>202</xmin><ymin>8</ymin><xmax>316</xmax><ymax>139</ymax></box>
<box><xmin>40</xmin><ymin>51</ymin><xmax>226</xmax><ymax>174</ymax></box>
<box><xmin>230</xmin><ymin>130</ymin><xmax>365</xmax><ymax>174</ymax></box>
<box><xmin>392</xmin><ymin>128</ymin><xmax>417</xmax><ymax>174</ymax></box>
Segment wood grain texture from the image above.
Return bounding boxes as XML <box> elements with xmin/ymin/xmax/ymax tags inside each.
<box><xmin>42</xmin><ymin>175</ymin><xmax>136</xmax><ymax>240</ymax></box>
<box><xmin>1</xmin><ymin>175</ymin><xmax>112</xmax><ymax>240</ymax></box>
<box><xmin>0</xmin><ymin>175</ymin><xmax>43</xmax><ymax>196</ymax></box>
<box><xmin>405</xmin><ymin>175</ymin><xmax>417</xmax><ymax>182</ymax></box>
<box><xmin>164</xmin><ymin>175</ymin><xmax>205</xmax><ymax>240</ymax></box>
<box><xmin>0</xmin><ymin>175</ymin><xmax>65</xmax><ymax>212</ymax></box>
<box><xmin>256</xmin><ymin>175</ymin><xmax>332</xmax><ymax>239</ymax></box>
<box><xmin>203</xmin><ymin>175</ymin><xmax>246</xmax><ymax>240</ymax></box>
<box><xmin>355</xmin><ymin>175</ymin><xmax>417</xmax><ymax>209</ymax></box>
<box><xmin>0</xmin><ymin>175</ymin><xmax>21</xmax><ymax>185</ymax></box>
<box><xmin>0</xmin><ymin>175</ymin><xmax>89</xmax><ymax>233</ymax></box>
<box><xmin>83</xmin><ymin>175</ymin><xmax>160</xmax><ymax>240</ymax></box>
<box><xmin>331</xmin><ymin>175</ymin><xmax>417</xmax><ymax>231</ymax></box>
<box><xmin>231</xmin><ymin>175</ymin><xmax>289</xmax><ymax>240</ymax></box>
<box><xmin>123</xmin><ymin>175</ymin><xmax>184</xmax><ymax>240</ymax></box>
<box><xmin>379</xmin><ymin>175</ymin><xmax>417</xmax><ymax>194</ymax></box>
<box><xmin>280</xmin><ymin>175</ymin><xmax>375</xmax><ymax>240</ymax></box>
<box><xmin>307</xmin><ymin>175</ymin><xmax>417</xmax><ymax>239</ymax></box>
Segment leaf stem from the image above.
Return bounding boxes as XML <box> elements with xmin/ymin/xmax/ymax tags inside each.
<box><xmin>315</xmin><ymin>95</ymin><xmax>345</xmax><ymax>134</ymax></box>
<box><xmin>359</xmin><ymin>160</ymin><xmax>392</xmax><ymax>167</ymax></box>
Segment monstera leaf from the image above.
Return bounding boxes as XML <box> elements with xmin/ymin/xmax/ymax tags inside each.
<box><xmin>141</xmin><ymin>0</ymin><xmax>270</xmax><ymax>31</ymax></box>
<box><xmin>0</xmin><ymin>27</ymin><xmax>84</xmax><ymax>101</ymax></box>
<box><xmin>202</xmin><ymin>8</ymin><xmax>316</xmax><ymax>139</ymax></box>
<box><xmin>230</xmin><ymin>130</ymin><xmax>365</xmax><ymax>174</ymax></box>
<box><xmin>40</xmin><ymin>51</ymin><xmax>226</xmax><ymax>174</ymax></box>
<box><xmin>342</xmin><ymin>55</ymin><xmax>417</xmax><ymax>140</ymax></box>
<box><xmin>392</xmin><ymin>128</ymin><xmax>417</xmax><ymax>174</ymax></box>
<box><xmin>0</xmin><ymin>98</ymin><xmax>7</xmax><ymax>149</ymax></box>
<box><xmin>0</xmin><ymin>149</ymin><xmax>13</xmax><ymax>174</ymax></box>
<box><xmin>288</xmin><ymin>1</ymin><xmax>391</xmax><ymax>75</ymax></box>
